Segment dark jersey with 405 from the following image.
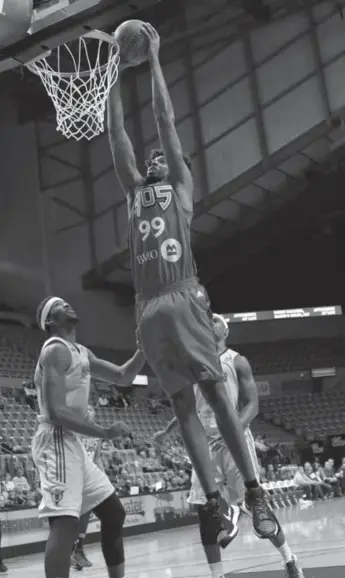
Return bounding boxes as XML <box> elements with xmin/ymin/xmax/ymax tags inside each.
<box><xmin>128</xmin><ymin>179</ymin><xmax>197</xmax><ymax>298</ymax></box>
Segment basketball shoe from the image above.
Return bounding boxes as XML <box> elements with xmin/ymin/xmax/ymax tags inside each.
<box><xmin>72</xmin><ymin>546</ymin><xmax>93</xmax><ymax>569</ymax></box>
<box><xmin>199</xmin><ymin>497</ymin><xmax>239</xmax><ymax>549</ymax></box>
<box><xmin>245</xmin><ymin>486</ymin><xmax>278</xmax><ymax>539</ymax></box>
<box><xmin>284</xmin><ymin>555</ymin><xmax>304</xmax><ymax>578</ymax></box>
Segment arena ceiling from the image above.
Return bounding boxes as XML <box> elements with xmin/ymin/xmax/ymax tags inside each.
<box><xmin>1</xmin><ymin>0</ymin><xmax>345</xmax><ymax>312</ymax></box>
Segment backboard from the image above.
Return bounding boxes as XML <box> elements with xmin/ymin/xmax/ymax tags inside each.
<box><xmin>0</xmin><ymin>0</ymin><xmax>156</xmax><ymax>73</ymax></box>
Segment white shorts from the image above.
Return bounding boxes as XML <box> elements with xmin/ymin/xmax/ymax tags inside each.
<box><xmin>32</xmin><ymin>424</ymin><xmax>114</xmax><ymax>518</ymax></box>
<box><xmin>188</xmin><ymin>428</ymin><xmax>260</xmax><ymax>506</ymax></box>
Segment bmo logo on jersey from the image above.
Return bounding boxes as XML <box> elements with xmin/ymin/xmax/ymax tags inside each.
<box><xmin>160</xmin><ymin>238</ymin><xmax>182</xmax><ymax>262</ymax></box>
<box><xmin>136</xmin><ymin>249</ymin><xmax>158</xmax><ymax>266</ymax></box>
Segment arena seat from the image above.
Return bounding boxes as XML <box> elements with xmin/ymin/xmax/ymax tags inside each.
<box><xmin>260</xmin><ymin>391</ymin><xmax>345</xmax><ymax>438</ymax></box>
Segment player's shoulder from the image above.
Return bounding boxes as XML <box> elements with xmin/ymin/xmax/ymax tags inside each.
<box><xmin>221</xmin><ymin>347</ymin><xmax>238</xmax><ymax>362</ymax></box>
<box><xmin>40</xmin><ymin>340</ymin><xmax>72</xmax><ymax>368</ymax></box>
<box><xmin>233</xmin><ymin>353</ymin><xmax>252</xmax><ymax>373</ymax></box>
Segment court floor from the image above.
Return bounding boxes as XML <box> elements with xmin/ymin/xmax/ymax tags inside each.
<box><xmin>4</xmin><ymin>499</ymin><xmax>345</xmax><ymax>577</ymax></box>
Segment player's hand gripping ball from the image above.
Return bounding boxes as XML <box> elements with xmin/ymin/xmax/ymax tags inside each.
<box><xmin>140</xmin><ymin>22</ymin><xmax>160</xmax><ymax>60</ymax></box>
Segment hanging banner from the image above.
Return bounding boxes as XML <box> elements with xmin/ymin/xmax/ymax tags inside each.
<box><xmin>257</xmin><ymin>381</ymin><xmax>270</xmax><ymax>396</ymax></box>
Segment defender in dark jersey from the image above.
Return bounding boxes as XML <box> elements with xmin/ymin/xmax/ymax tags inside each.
<box><xmin>108</xmin><ymin>22</ymin><xmax>278</xmax><ymax>543</ymax></box>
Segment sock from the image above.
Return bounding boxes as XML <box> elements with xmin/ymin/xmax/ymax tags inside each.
<box><xmin>75</xmin><ymin>535</ymin><xmax>85</xmax><ymax>550</ymax></box>
<box><xmin>276</xmin><ymin>542</ymin><xmax>294</xmax><ymax>564</ymax></box>
<box><xmin>210</xmin><ymin>561</ymin><xmax>225</xmax><ymax>578</ymax></box>
<box><xmin>244</xmin><ymin>480</ymin><xmax>259</xmax><ymax>490</ymax></box>
<box><xmin>206</xmin><ymin>491</ymin><xmax>220</xmax><ymax>501</ymax></box>
<box><xmin>107</xmin><ymin>562</ymin><xmax>125</xmax><ymax>578</ymax></box>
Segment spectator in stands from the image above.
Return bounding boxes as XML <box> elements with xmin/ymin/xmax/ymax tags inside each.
<box><xmin>136</xmin><ymin>477</ymin><xmax>150</xmax><ymax>494</ymax></box>
<box><xmin>336</xmin><ymin>461</ymin><xmax>345</xmax><ymax>494</ymax></box>
<box><xmin>5</xmin><ymin>490</ymin><xmax>16</xmax><ymax>507</ymax></box>
<box><xmin>293</xmin><ymin>466</ymin><xmax>316</xmax><ymax>501</ymax></box>
<box><xmin>323</xmin><ymin>461</ymin><xmax>342</xmax><ymax>497</ymax></box>
<box><xmin>0</xmin><ymin>392</ymin><xmax>5</xmax><ymax>410</ymax></box>
<box><xmin>264</xmin><ymin>441</ymin><xmax>281</xmax><ymax>467</ymax></box>
<box><xmin>327</xmin><ymin>458</ymin><xmax>336</xmax><ymax>476</ymax></box>
<box><xmin>266</xmin><ymin>464</ymin><xmax>277</xmax><ymax>482</ymax></box>
<box><xmin>312</xmin><ymin>457</ymin><xmax>321</xmax><ymax>472</ymax></box>
<box><xmin>123</xmin><ymin>436</ymin><xmax>133</xmax><ymax>450</ymax></box>
<box><xmin>27</xmin><ymin>481</ymin><xmax>42</xmax><ymax>507</ymax></box>
<box><xmin>12</xmin><ymin>467</ymin><xmax>30</xmax><ymax>493</ymax></box>
<box><xmin>146</xmin><ymin>448</ymin><xmax>164</xmax><ymax>472</ymax></box>
<box><xmin>303</xmin><ymin>463</ymin><xmax>330</xmax><ymax>499</ymax></box>
<box><xmin>138</xmin><ymin>450</ymin><xmax>150</xmax><ymax>471</ymax></box>
<box><xmin>4</xmin><ymin>473</ymin><xmax>14</xmax><ymax>493</ymax></box>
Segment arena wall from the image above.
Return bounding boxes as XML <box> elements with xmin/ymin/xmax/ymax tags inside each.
<box><xmin>0</xmin><ymin>95</ymin><xmax>136</xmax><ymax>350</ymax></box>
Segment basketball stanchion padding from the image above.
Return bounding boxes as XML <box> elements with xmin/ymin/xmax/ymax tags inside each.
<box><xmin>0</xmin><ymin>0</ymin><xmax>33</xmax><ymax>47</ymax></box>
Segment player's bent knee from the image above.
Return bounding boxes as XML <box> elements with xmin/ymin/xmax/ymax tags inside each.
<box><xmin>197</xmin><ymin>505</ymin><xmax>218</xmax><ymax>546</ymax></box>
<box><xmin>94</xmin><ymin>492</ymin><xmax>126</xmax><ymax>532</ymax></box>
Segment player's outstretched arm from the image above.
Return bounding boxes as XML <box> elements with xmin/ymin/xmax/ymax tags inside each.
<box><xmin>41</xmin><ymin>343</ymin><xmax>108</xmax><ymax>438</ymax></box>
<box><xmin>93</xmin><ymin>440</ymin><xmax>104</xmax><ymax>470</ymax></box>
<box><xmin>142</xmin><ymin>23</ymin><xmax>193</xmax><ymax>213</ymax></box>
<box><xmin>152</xmin><ymin>416</ymin><xmax>178</xmax><ymax>442</ymax></box>
<box><xmin>235</xmin><ymin>355</ymin><xmax>259</xmax><ymax>429</ymax></box>
<box><xmin>107</xmin><ymin>72</ymin><xmax>143</xmax><ymax>203</ymax></box>
<box><xmin>88</xmin><ymin>349</ymin><xmax>145</xmax><ymax>386</ymax></box>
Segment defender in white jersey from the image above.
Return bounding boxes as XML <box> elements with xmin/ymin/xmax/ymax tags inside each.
<box><xmin>153</xmin><ymin>314</ymin><xmax>304</xmax><ymax>578</ymax></box>
<box><xmin>33</xmin><ymin>296</ymin><xmax>145</xmax><ymax>578</ymax></box>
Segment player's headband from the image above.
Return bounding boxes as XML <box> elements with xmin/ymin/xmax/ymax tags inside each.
<box><xmin>39</xmin><ymin>297</ymin><xmax>61</xmax><ymax>331</ymax></box>
<box><xmin>212</xmin><ymin>313</ymin><xmax>229</xmax><ymax>337</ymax></box>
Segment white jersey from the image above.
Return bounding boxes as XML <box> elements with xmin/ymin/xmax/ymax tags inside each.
<box><xmin>189</xmin><ymin>347</ymin><xmax>260</xmax><ymax>506</ymax></box>
<box><xmin>34</xmin><ymin>336</ymin><xmax>91</xmax><ymax>425</ymax></box>
<box><xmin>195</xmin><ymin>348</ymin><xmax>239</xmax><ymax>438</ymax></box>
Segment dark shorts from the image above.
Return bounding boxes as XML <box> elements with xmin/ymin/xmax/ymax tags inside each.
<box><xmin>136</xmin><ymin>280</ymin><xmax>223</xmax><ymax>397</ymax></box>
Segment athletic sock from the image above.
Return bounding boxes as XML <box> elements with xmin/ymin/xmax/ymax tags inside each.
<box><xmin>206</xmin><ymin>491</ymin><xmax>220</xmax><ymax>501</ymax></box>
<box><xmin>210</xmin><ymin>561</ymin><xmax>225</xmax><ymax>578</ymax></box>
<box><xmin>75</xmin><ymin>536</ymin><xmax>84</xmax><ymax>551</ymax></box>
<box><xmin>276</xmin><ymin>542</ymin><xmax>293</xmax><ymax>564</ymax></box>
<box><xmin>244</xmin><ymin>480</ymin><xmax>259</xmax><ymax>490</ymax></box>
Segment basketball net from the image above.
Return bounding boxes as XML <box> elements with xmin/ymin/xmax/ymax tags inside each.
<box><xmin>26</xmin><ymin>31</ymin><xmax>120</xmax><ymax>141</ymax></box>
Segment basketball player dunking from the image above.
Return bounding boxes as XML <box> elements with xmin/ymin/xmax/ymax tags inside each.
<box><xmin>153</xmin><ymin>314</ymin><xmax>304</xmax><ymax>578</ymax></box>
<box><xmin>32</xmin><ymin>296</ymin><xmax>145</xmax><ymax>578</ymax></box>
<box><xmin>108</xmin><ymin>22</ymin><xmax>278</xmax><ymax>545</ymax></box>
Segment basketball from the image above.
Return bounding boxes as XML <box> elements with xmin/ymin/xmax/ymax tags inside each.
<box><xmin>114</xmin><ymin>19</ymin><xmax>148</xmax><ymax>67</ymax></box>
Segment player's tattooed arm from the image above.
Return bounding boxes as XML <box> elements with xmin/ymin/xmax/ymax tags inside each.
<box><xmin>107</xmin><ymin>73</ymin><xmax>144</xmax><ymax>207</ymax></box>
<box><xmin>234</xmin><ymin>355</ymin><xmax>259</xmax><ymax>430</ymax></box>
<box><xmin>88</xmin><ymin>348</ymin><xmax>145</xmax><ymax>386</ymax></box>
<box><xmin>142</xmin><ymin>23</ymin><xmax>193</xmax><ymax>213</ymax></box>
<box><xmin>40</xmin><ymin>343</ymin><xmax>108</xmax><ymax>438</ymax></box>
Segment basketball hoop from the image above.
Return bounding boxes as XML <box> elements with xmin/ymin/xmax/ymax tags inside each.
<box><xmin>26</xmin><ymin>30</ymin><xmax>120</xmax><ymax>141</ymax></box>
